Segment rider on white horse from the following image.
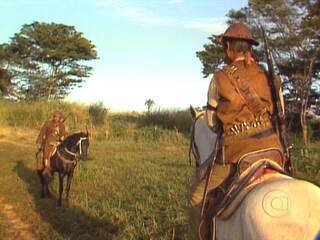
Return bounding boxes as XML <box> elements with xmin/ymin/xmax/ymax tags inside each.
<box><xmin>188</xmin><ymin>21</ymin><xmax>288</xmax><ymax>240</ymax></box>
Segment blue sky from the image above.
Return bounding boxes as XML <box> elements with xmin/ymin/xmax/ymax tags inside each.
<box><xmin>0</xmin><ymin>0</ymin><xmax>247</xmax><ymax>111</ymax></box>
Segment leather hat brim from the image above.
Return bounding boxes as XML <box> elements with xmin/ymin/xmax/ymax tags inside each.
<box><xmin>222</xmin><ymin>36</ymin><xmax>259</xmax><ymax>46</ymax></box>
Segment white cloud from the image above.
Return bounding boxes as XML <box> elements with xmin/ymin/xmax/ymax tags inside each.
<box><xmin>95</xmin><ymin>0</ymin><xmax>114</xmax><ymax>6</ymax></box>
<box><xmin>169</xmin><ymin>0</ymin><xmax>184</xmax><ymax>3</ymax></box>
<box><xmin>183</xmin><ymin>18</ymin><xmax>227</xmax><ymax>34</ymax></box>
<box><xmin>94</xmin><ymin>0</ymin><xmax>227</xmax><ymax>34</ymax></box>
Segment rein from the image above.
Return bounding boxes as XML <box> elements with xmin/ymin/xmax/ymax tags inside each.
<box><xmin>189</xmin><ymin>112</ymin><xmax>205</xmax><ymax>167</ymax></box>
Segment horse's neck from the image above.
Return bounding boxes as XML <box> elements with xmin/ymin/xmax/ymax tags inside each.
<box><xmin>63</xmin><ymin>135</ymin><xmax>78</xmax><ymax>152</ymax></box>
<box><xmin>194</xmin><ymin>116</ymin><xmax>217</xmax><ymax>165</ymax></box>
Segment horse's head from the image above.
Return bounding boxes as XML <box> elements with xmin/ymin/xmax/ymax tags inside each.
<box><xmin>189</xmin><ymin>105</ymin><xmax>218</xmax><ymax>167</ymax></box>
<box><xmin>62</xmin><ymin>131</ymin><xmax>90</xmax><ymax>160</ymax></box>
<box><xmin>78</xmin><ymin>131</ymin><xmax>90</xmax><ymax>160</ymax></box>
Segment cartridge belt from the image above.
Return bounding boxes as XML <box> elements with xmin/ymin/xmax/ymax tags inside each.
<box><xmin>223</xmin><ymin>116</ymin><xmax>273</xmax><ymax>145</ymax></box>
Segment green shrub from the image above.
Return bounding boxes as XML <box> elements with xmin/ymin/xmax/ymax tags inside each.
<box><xmin>289</xmin><ymin>134</ymin><xmax>320</xmax><ymax>184</ymax></box>
<box><xmin>110</xmin><ymin>121</ymin><xmax>127</xmax><ymax>139</ymax></box>
<box><xmin>88</xmin><ymin>102</ymin><xmax>108</xmax><ymax>127</ymax></box>
<box><xmin>139</xmin><ymin>109</ymin><xmax>192</xmax><ymax>133</ymax></box>
<box><xmin>309</xmin><ymin>119</ymin><xmax>320</xmax><ymax>140</ymax></box>
<box><xmin>134</xmin><ymin>126</ymin><xmax>162</xmax><ymax>142</ymax></box>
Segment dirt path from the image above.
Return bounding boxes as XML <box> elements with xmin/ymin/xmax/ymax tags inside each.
<box><xmin>0</xmin><ymin>197</ymin><xmax>37</xmax><ymax>240</ymax></box>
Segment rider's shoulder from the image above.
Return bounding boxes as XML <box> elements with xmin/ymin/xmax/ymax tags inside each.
<box><xmin>42</xmin><ymin>119</ymin><xmax>52</xmax><ymax>126</ymax></box>
<box><xmin>214</xmin><ymin>66</ymin><xmax>230</xmax><ymax>83</ymax></box>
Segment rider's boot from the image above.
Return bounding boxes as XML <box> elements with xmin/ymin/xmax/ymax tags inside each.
<box><xmin>42</xmin><ymin>158</ymin><xmax>51</xmax><ymax>177</ymax></box>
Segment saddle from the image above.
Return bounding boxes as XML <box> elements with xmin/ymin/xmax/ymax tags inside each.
<box><xmin>205</xmin><ymin>148</ymin><xmax>288</xmax><ymax>221</ymax></box>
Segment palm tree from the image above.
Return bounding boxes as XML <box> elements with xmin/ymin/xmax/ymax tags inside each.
<box><xmin>145</xmin><ymin>99</ymin><xmax>155</xmax><ymax>113</ymax></box>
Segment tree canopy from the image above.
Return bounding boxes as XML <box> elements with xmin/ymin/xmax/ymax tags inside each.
<box><xmin>6</xmin><ymin>21</ymin><xmax>98</xmax><ymax>100</ymax></box>
<box><xmin>0</xmin><ymin>44</ymin><xmax>12</xmax><ymax>96</ymax></box>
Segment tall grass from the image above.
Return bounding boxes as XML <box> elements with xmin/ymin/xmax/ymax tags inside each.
<box><xmin>0</xmin><ymin>100</ymin><xmax>192</xmax><ymax>143</ymax></box>
<box><xmin>0</xmin><ymin>99</ymin><xmax>89</xmax><ymax>131</ymax></box>
<box><xmin>138</xmin><ymin>109</ymin><xmax>192</xmax><ymax>133</ymax></box>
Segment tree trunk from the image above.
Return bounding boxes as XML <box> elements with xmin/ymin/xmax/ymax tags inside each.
<box><xmin>300</xmin><ymin>58</ymin><xmax>316</xmax><ymax>146</ymax></box>
<box><xmin>300</xmin><ymin>98</ymin><xmax>308</xmax><ymax>145</ymax></box>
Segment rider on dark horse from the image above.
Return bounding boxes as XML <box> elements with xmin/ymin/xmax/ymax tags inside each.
<box><xmin>188</xmin><ymin>21</ymin><xmax>286</xmax><ymax>240</ymax></box>
<box><xmin>36</xmin><ymin>111</ymin><xmax>67</xmax><ymax>177</ymax></box>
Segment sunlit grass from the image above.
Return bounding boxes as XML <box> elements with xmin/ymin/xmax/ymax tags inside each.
<box><xmin>0</xmin><ymin>127</ymin><xmax>193</xmax><ymax>240</ymax></box>
<box><xmin>0</xmin><ymin>99</ymin><xmax>319</xmax><ymax>239</ymax></box>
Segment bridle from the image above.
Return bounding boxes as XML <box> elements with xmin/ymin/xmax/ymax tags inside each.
<box><xmin>76</xmin><ymin>137</ymin><xmax>88</xmax><ymax>155</ymax></box>
<box><xmin>56</xmin><ymin>136</ymin><xmax>88</xmax><ymax>165</ymax></box>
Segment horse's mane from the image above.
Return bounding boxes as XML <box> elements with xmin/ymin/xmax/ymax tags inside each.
<box><xmin>61</xmin><ymin>132</ymin><xmax>88</xmax><ymax>148</ymax></box>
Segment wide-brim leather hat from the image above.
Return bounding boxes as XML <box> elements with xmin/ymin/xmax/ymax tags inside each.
<box><xmin>222</xmin><ymin>21</ymin><xmax>259</xmax><ymax>46</ymax></box>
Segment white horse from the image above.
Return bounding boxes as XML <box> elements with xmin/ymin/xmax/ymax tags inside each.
<box><xmin>189</xmin><ymin>105</ymin><xmax>320</xmax><ymax>240</ymax></box>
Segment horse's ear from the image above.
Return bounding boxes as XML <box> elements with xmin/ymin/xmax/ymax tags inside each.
<box><xmin>86</xmin><ymin>125</ymin><xmax>92</xmax><ymax>140</ymax></box>
<box><xmin>190</xmin><ymin>105</ymin><xmax>198</xmax><ymax>119</ymax></box>
<box><xmin>86</xmin><ymin>125</ymin><xmax>89</xmax><ymax>137</ymax></box>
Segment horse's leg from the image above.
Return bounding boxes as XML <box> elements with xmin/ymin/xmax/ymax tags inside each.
<box><xmin>45</xmin><ymin>172</ymin><xmax>53</xmax><ymax>198</ymax></box>
<box><xmin>58</xmin><ymin>173</ymin><xmax>64</xmax><ymax>207</ymax></box>
<box><xmin>37</xmin><ymin>170</ymin><xmax>46</xmax><ymax>198</ymax></box>
<box><xmin>65</xmin><ymin>171</ymin><xmax>74</xmax><ymax>203</ymax></box>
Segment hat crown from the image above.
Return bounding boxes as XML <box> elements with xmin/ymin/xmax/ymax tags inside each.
<box><xmin>223</xmin><ymin>21</ymin><xmax>259</xmax><ymax>46</ymax></box>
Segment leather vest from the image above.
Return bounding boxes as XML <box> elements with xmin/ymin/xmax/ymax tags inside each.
<box><xmin>215</xmin><ymin>60</ymin><xmax>273</xmax><ymax>141</ymax></box>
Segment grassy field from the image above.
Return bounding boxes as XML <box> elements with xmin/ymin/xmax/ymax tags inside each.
<box><xmin>0</xmin><ymin>126</ymin><xmax>193</xmax><ymax>240</ymax></box>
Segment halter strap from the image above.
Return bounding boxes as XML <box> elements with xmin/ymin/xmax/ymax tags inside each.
<box><xmin>76</xmin><ymin>137</ymin><xmax>87</xmax><ymax>155</ymax></box>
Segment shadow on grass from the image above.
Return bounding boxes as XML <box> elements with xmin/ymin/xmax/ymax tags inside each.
<box><xmin>14</xmin><ymin>161</ymin><xmax>118</xmax><ymax>240</ymax></box>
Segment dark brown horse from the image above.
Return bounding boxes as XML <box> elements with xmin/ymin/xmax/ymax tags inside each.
<box><xmin>37</xmin><ymin>131</ymin><xmax>90</xmax><ymax>206</ymax></box>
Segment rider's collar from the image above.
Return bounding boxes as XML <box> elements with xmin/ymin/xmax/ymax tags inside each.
<box><xmin>233</xmin><ymin>56</ymin><xmax>245</xmax><ymax>63</ymax></box>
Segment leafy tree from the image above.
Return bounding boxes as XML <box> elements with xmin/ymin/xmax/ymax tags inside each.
<box><xmin>0</xmin><ymin>44</ymin><xmax>13</xmax><ymax>96</ymax></box>
<box><xmin>145</xmin><ymin>99</ymin><xmax>155</xmax><ymax>113</ymax></box>
<box><xmin>6</xmin><ymin>21</ymin><xmax>98</xmax><ymax>100</ymax></box>
<box><xmin>196</xmin><ymin>0</ymin><xmax>320</xmax><ymax>145</ymax></box>
<box><xmin>196</xmin><ymin>36</ymin><xmax>225</xmax><ymax>77</ymax></box>
<box><xmin>0</xmin><ymin>68</ymin><xmax>11</xmax><ymax>96</ymax></box>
